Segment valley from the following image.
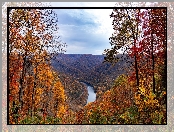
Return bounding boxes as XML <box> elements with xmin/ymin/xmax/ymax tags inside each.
<box><xmin>51</xmin><ymin>53</ymin><xmax>132</xmax><ymax>111</ymax></box>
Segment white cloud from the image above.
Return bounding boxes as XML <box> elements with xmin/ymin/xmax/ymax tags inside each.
<box><xmin>93</xmin><ymin>50</ymin><xmax>104</xmax><ymax>55</ymax></box>
<box><xmin>51</xmin><ymin>2</ymin><xmax>115</xmax><ymax>35</ymax></box>
<box><xmin>66</xmin><ymin>42</ymin><xmax>86</xmax><ymax>54</ymax></box>
<box><xmin>49</xmin><ymin>2</ymin><xmax>118</xmax><ymax>54</ymax></box>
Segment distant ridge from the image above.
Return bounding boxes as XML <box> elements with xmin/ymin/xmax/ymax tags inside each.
<box><xmin>51</xmin><ymin>53</ymin><xmax>133</xmax><ymax>94</ymax></box>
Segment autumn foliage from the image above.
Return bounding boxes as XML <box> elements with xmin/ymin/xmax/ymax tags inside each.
<box><xmin>8</xmin><ymin>7</ymin><xmax>166</xmax><ymax>124</ymax></box>
<box><xmin>102</xmin><ymin>7</ymin><xmax>166</xmax><ymax>124</ymax></box>
<box><xmin>8</xmin><ymin>8</ymin><xmax>67</xmax><ymax>124</ymax></box>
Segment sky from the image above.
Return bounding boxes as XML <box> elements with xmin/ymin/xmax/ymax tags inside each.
<box><xmin>50</xmin><ymin>2</ymin><xmax>116</xmax><ymax>55</ymax></box>
<box><xmin>49</xmin><ymin>2</ymin><xmax>156</xmax><ymax>55</ymax></box>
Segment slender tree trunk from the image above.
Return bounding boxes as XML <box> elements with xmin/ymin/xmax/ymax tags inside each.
<box><xmin>127</xmin><ymin>9</ymin><xmax>139</xmax><ymax>88</ymax></box>
<box><xmin>19</xmin><ymin>55</ymin><xmax>27</xmax><ymax>111</ymax></box>
<box><xmin>134</xmin><ymin>53</ymin><xmax>139</xmax><ymax>87</ymax></box>
<box><xmin>31</xmin><ymin>64</ymin><xmax>37</xmax><ymax>117</ymax></box>
<box><xmin>150</xmin><ymin>10</ymin><xmax>156</xmax><ymax>94</ymax></box>
<box><xmin>152</xmin><ymin>45</ymin><xmax>155</xmax><ymax>94</ymax></box>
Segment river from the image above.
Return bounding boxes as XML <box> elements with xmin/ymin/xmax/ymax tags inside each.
<box><xmin>86</xmin><ymin>85</ymin><xmax>96</xmax><ymax>103</ymax></box>
<box><xmin>80</xmin><ymin>82</ymin><xmax>96</xmax><ymax>104</ymax></box>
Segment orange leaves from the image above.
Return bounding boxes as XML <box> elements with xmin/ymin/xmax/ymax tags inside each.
<box><xmin>35</xmin><ymin>64</ymin><xmax>67</xmax><ymax>119</ymax></box>
<box><xmin>53</xmin><ymin>81</ymin><xmax>66</xmax><ymax>103</ymax></box>
<box><xmin>10</xmin><ymin>8</ymin><xmax>66</xmax><ymax>62</ymax></box>
<box><xmin>36</xmin><ymin>63</ymin><xmax>54</xmax><ymax>88</ymax></box>
<box><xmin>9</xmin><ymin>53</ymin><xmax>22</xmax><ymax>99</ymax></box>
<box><xmin>8</xmin><ymin>8</ymin><xmax>67</xmax><ymax>124</ymax></box>
<box><xmin>43</xmin><ymin>34</ymin><xmax>53</xmax><ymax>41</ymax></box>
<box><xmin>10</xmin><ymin>27</ymin><xmax>19</xmax><ymax>33</ymax></box>
<box><xmin>35</xmin><ymin>88</ymin><xmax>43</xmax><ymax>106</ymax></box>
<box><xmin>53</xmin><ymin>79</ymin><xmax>67</xmax><ymax>119</ymax></box>
<box><xmin>9</xmin><ymin>9</ymin><xmax>48</xmax><ymax>56</ymax></box>
<box><xmin>23</xmin><ymin>75</ymin><xmax>34</xmax><ymax>98</ymax></box>
<box><xmin>76</xmin><ymin>75</ymin><xmax>135</xmax><ymax>124</ymax></box>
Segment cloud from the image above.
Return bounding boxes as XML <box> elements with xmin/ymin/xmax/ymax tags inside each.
<box><xmin>93</xmin><ymin>50</ymin><xmax>105</xmax><ymax>55</ymax></box>
<box><xmin>66</xmin><ymin>43</ymin><xmax>86</xmax><ymax>54</ymax></box>
<box><xmin>50</xmin><ymin>2</ymin><xmax>116</xmax><ymax>55</ymax></box>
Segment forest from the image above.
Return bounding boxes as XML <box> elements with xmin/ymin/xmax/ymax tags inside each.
<box><xmin>8</xmin><ymin>7</ymin><xmax>167</xmax><ymax>124</ymax></box>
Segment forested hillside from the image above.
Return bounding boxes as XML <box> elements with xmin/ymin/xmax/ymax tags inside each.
<box><xmin>51</xmin><ymin>54</ymin><xmax>133</xmax><ymax>96</ymax></box>
<box><xmin>8</xmin><ymin>7</ymin><xmax>167</xmax><ymax>125</ymax></box>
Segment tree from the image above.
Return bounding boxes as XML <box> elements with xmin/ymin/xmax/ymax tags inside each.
<box><xmin>103</xmin><ymin>8</ymin><xmax>167</xmax><ymax>94</ymax></box>
<box><xmin>103</xmin><ymin>8</ymin><xmax>141</xmax><ymax>88</ymax></box>
<box><xmin>134</xmin><ymin>8</ymin><xmax>167</xmax><ymax>94</ymax></box>
<box><xmin>8</xmin><ymin>8</ymin><xmax>66</xmax><ymax>123</ymax></box>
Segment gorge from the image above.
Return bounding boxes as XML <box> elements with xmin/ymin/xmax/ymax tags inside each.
<box><xmin>51</xmin><ymin>53</ymin><xmax>132</xmax><ymax>111</ymax></box>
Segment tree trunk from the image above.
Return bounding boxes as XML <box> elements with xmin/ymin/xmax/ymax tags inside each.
<box><xmin>19</xmin><ymin>55</ymin><xmax>27</xmax><ymax>111</ymax></box>
<box><xmin>31</xmin><ymin>64</ymin><xmax>37</xmax><ymax>117</ymax></box>
<box><xmin>127</xmin><ymin>9</ymin><xmax>139</xmax><ymax>88</ymax></box>
<box><xmin>150</xmin><ymin>9</ymin><xmax>156</xmax><ymax>94</ymax></box>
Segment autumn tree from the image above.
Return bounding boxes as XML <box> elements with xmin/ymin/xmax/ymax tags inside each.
<box><xmin>103</xmin><ymin>8</ymin><xmax>166</xmax><ymax>93</ymax></box>
<box><xmin>134</xmin><ymin>8</ymin><xmax>167</xmax><ymax>94</ymax></box>
<box><xmin>103</xmin><ymin>8</ymin><xmax>141</xmax><ymax>88</ymax></box>
<box><xmin>8</xmin><ymin>8</ymin><xmax>66</xmax><ymax>123</ymax></box>
<box><xmin>150</xmin><ymin>9</ymin><xmax>167</xmax><ymax>94</ymax></box>
<box><xmin>32</xmin><ymin>63</ymin><xmax>67</xmax><ymax>122</ymax></box>
<box><xmin>103</xmin><ymin>7</ymin><xmax>167</xmax><ymax>124</ymax></box>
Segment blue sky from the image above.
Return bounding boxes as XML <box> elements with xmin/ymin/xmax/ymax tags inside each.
<box><xmin>49</xmin><ymin>2</ymin><xmax>154</xmax><ymax>55</ymax></box>
<box><xmin>50</xmin><ymin>2</ymin><xmax>116</xmax><ymax>55</ymax></box>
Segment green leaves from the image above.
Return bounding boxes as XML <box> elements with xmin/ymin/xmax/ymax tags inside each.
<box><xmin>113</xmin><ymin>74</ymin><xmax>127</xmax><ymax>87</ymax></box>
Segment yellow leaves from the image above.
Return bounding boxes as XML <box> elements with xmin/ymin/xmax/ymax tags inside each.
<box><xmin>113</xmin><ymin>74</ymin><xmax>127</xmax><ymax>87</ymax></box>
<box><xmin>53</xmin><ymin>81</ymin><xmax>65</xmax><ymax>97</ymax></box>
<box><xmin>150</xmin><ymin>110</ymin><xmax>165</xmax><ymax>124</ymax></box>
<box><xmin>134</xmin><ymin>94</ymin><xmax>141</xmax><ymax>105</ymax></box>
<box><xmin>35</xmin><ymin>88</ymin><xmax>43</xmax><ymax>97</ymax></box>
<box><xmin>144</xmin><ymin>92</ymin><xmax>159</xmax><ymax>107</ymax></box>
<box><xmin>36</xmin><ymin>63</ymin><xmax>54</xmax><ymax>88</ymax></box>
<box><xmin>9</xmin><ymin>8</ymin><xmax>68</xmax><ymax>124</ymax></box>
<box><xmin>34</xmin><ymin>88</ymin><xmax>43</xmax><ymax>108</ymax></box>
<box><xmin>86</xmin><ymin>110</ymin><xmax>92</xmax><ymax>117</ymax></box>
<box><xmin>53</xmin><ymin>78</ymin><xmax>67</xmax><ymax>118</ymax></box>
<box><xmin>139</xmin><ymin>86</ymin><xmax>146</xmax><ymax>94</ymax></box>
<box><xmin>150</xmin><ymin>110</ymin><xmax>159</xmax><ymax>119</ymax></box>
<box><xmin>120</xmin><ymin>111</ymin><xmax>129</xmax><ymax>122</ymax></box>
<box><xmin>162</xmin><ymin>91</ymin><xmax>166</xmax><ymax>96</ymax></box>
<box><xmin>57</xmin><ymin>105</ymin><xmax>66</xmax><ymax>118</ymax></box>
<box><xmin>134</xmin><ymin>78</ymin><xmax>160</xmax><ymax>114</ymax></box>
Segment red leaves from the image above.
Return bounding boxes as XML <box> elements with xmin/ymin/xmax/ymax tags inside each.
<box><xmin>128</xmin><ymin>72</ymin><xmax>136</xmax><ymax>83</ymax></box>
<box><xmin>134</xmin><ymin>39</ymin><xmax>137</xmax><ymax>44</ymax></box>
<box><xmin>43</xmin><ymin>111</ymin><xmax>47</xmax><ymax>118</ymax></box>
<box><xmin>144</xmin><ymin>30</ymin><xmax>149</xmax><ymax>36</ymax></box>
<box><xmin>9</xmin><ymin>95</ymin><xmax>13</xmax><ymax>102</ymax></box>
